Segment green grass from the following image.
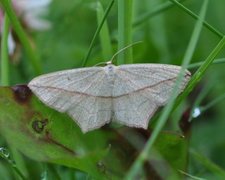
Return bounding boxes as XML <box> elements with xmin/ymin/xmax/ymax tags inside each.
<box><xmin>1</xmin><ymin>14</ymin><xmax>10</xmax><ymax>86</ymax></box>
<box><xmin>117</xmin><ymin>0</ymin><xmax>133</xmax><ymax>64</ymax></box>
<box><xmin>0</xmin><ymin>0</ymin><xmax>225</xmax><ymax>179</ymax></box>
<box><xmin>97</xmin><ymin>1</ymin><xmax>113</xmax><ymax>60</ymax></box>
<box><xmin>82</xmin><ymin>0</ymin><xmax>114</xmax><ymax>66</ymax></box>
<box><xmin>0</xmin><ymin>0</ymin><xmax>41</xmax><ymax>75</ymax></box>
<box><xmin>0</xmin><ymin>148</ymin><xmax>26</xmax><ymax>180</ymax></box>
<box><xmin>125</xmin><ymin>0</ymin><xmax>209</xmax><ymax>178</ymax></box>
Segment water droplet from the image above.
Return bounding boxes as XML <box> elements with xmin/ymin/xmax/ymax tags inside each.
<box><xmin>192</xmin><ymin>107</ymin><xmax>201</xmax><ymax>118</ymax></box>
<box><xmin>41</xmin><ymin>170</ymin><xmax>47</xmax><ymax>180</ymax></box>
<box><xmin>0</xmin><ymin>147</ymin><xmax>10</xmax><ymax>158</ymax></box>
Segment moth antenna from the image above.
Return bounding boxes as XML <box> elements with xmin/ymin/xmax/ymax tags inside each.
<box><xmin>94</xmin><ymin>61</ymin><xmax>107</xmax><ymax>67</ymax></box>
<box><xmin>108</xmin><ymin>41</ymin><xmax>142</xmax><ymax>64</ymax></box>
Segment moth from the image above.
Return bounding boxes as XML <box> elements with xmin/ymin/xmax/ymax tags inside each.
<box><xmin>28</xmin><ymin>62</ymin><xmax>191</xmax><ymax>133</ymax></box>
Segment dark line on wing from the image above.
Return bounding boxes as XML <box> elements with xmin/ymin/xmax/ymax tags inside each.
<box><xmin>30</xmin><ymin>76</ymin><xmax>187</xmax><ymax>99</ymax></box>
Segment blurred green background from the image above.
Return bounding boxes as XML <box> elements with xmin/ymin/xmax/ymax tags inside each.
<box><xmin>1</xmin><ymin>0</ymin><xmax>225</xmax><ymax>179</ymax></box>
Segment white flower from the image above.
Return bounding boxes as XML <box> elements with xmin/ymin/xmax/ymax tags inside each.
<box><xmin>14</xmin><ymin>0</ymin><xmax>52</xmax><ymax>30</ymax></box>
<box><xmin>0</xmin><ymin>0</ymin><xmax>52</xmax><ymax>55</ymax></box>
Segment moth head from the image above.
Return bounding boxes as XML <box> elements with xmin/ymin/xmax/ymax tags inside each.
<box><xmin>105</xmin><ymin>64</ymin><xmax>116</xmax><ymax>74</ymax></box>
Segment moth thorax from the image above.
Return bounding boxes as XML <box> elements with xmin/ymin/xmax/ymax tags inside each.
<box><xmin>106</xmin><ymin>65</ymin><xmax>115</xmax><ymax>80</ymax></box>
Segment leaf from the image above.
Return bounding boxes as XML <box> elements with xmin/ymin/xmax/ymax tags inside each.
<box><xmin>153</xmin><ymin>132</ymin><xmax>188</xmax><ymax>175</ymax></box>
<box><xmin>0</xmin><ymin>85</ymin><xmax>113</xmax><ymax>179</ymax></box>
<box><xmin>118</xmin><ymin>129</ymin><xmax>188</xmax><ymax>179</ymax></box>
<box><xmin>0</xmin><ymin>85</ymin><xmax>189</xmax><ymax>179</ymax></box>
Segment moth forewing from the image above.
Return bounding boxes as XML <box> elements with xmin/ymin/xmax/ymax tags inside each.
<box><xmin>28</xmin><ymin>63</ymin><xmax>191</xmax><ymax>133</ymax></box>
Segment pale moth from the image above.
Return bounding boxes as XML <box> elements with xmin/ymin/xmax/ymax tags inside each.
<box><xmin>28</xmin><ymin>59</ymin><xmax>190</xmax><ymax>133</ymax></box>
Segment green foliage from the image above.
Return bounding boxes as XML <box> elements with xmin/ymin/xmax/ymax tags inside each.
<box><xmin>1</xmin><ymin>14</ymin><xmax>10</xmax><ymax>86</ymax></box>
<box><xmin>0</xmin><ymin>86</ymin><xmax>188</xmax><ymax>179</ymax></box>
<box><xmin>0</xmin><ymin>0</ymin><xmax>225</xmax><ymax>179</ymax></box>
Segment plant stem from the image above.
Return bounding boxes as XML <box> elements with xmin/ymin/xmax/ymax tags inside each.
<box><xmin>1</xmin><ymin>14</ymin><xmax>10</xmax><ymax>86</ymax></box>
<box><xmin>125</xmin><ymin>0</ymin><xmax>208</xmax><ymax>179</ymax></box>
<box><xmin>0</xmin><ymin>0</ymin><xmax>41</xmax><ymax>75</ymax></box>
<box><xmin>117</xmin><ymin>0</ymin><xmax>133</xmax><ymax>65</ymax></box>
<box><xmin>96</xmin><ymin>1</ymin><xmax>113</xmax><ymax>60</ymax></box>
<box><xmin>0</xmin><ymin>147</ymin><xmax>26</xmax><ymax>180</ymax></box>
<box><xmin>82</xmin><ymin>0</ymin><xmax>114</xmax><ymax>67</ymax></box>
<box><xmin>175</xmin><ymin>36</ymin><xmax>225</xmax><ymax>110</ymax></box>
<box><xmin>188</xmin><ymin>58</ymin><xmax>225</xmax><ymax>69</ymax></box>
<box><xmin>190</xmin><ymin>149</ymin><xmax>225</xmax><ymax>178</ymax></box>
<box><xmin>133</xmin><ymin>0</ymin><xmax>186</xmax><ymax>27</ymax></box>
<box><xmin>169</xmin><ymin>0</ymin><xmax>223</xmax><ymax>38</ymax></box>
<box><xmin>201</xmin><ymin>92</ymin><xmax>225</xmax><ymax>112</ymax></box>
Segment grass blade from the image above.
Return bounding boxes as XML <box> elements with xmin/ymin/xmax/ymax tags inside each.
<box><xmin>188</xmin><ymin>58</ymin><xmax>225</xmax><ymax>69</ymax></box>
<box><xmin>179</xmin><ymin>170</ymin><xmax>207</xmax><ymax>180</ymax></box>
<box><xmin>1</xmin><ymin>14</ymin><xmax>10</xmax><ymax>86</ymax></box>
<box><xmin>0</xmin><ymin>147</ymin><xmax>26</xmax><ymax>180</ymax></box>
<box><xmin>117</xmin><ymin>0</ymin><xmax>133</xmax><ymax>65</ymax></box>
<box><xmin>125</xmin><ymin>1</ymin><xmax>208</xmax><ymax>179</ymax></box>
<box><xmin>82</xmin><ymin>0</ymin><xmax>114</xmax><ymax>67</ymax></box>
<box><xmin>200</xmin><ymin>92</ymin><xmax>225</xmax><ymax>112</ymax></box>
<box><xmin>190</xmin><ymin>149</ymin><xmax>225</xmax><ymax>178</ymax></box>
<box><xmin>133</xmin><ymin>0</ymin><xmax>186</xmax><ymax>27</ymax></box>
<box><xmin>175</xmin><ymin>36</ymin><xmax>225</xmax><ymax>109</ymax></box>
<box><xmin>96</xmin><ymin>1</ymin><xmax>113</xmax><ymax>60</ymax></box>
<box><xmin>0</xmin><ymin>0</ymin><xmax>42</xmax><ymax>75</ymax></box>
<box><xmin>169</xmin><ymin>0</ymin><xmax>223</xmax><ymax>38</ymax></box>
